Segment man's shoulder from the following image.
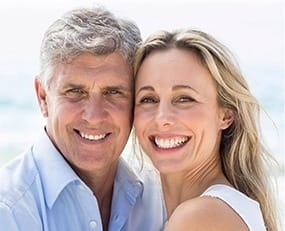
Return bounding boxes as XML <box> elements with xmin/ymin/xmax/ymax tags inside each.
<box><xmin>0</xmin><ymin>152</ymin><xmax>43</xmax><ymax>231</ymax></box>
<box><xmin>0</xmin><ymin>149</ymin><xmax>39</xmax><ymax>209</ymax></box>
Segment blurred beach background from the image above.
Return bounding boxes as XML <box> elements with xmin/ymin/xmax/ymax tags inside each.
<box><xmin>0</xmin><ymin>0</ymin><xmax>284</xmax><ymax>228</ymax></box>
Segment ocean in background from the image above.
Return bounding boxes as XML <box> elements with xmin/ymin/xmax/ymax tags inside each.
<box><xmin>1</xmin><ymin>64</ymin><xmax>284</xmax><ymax>167</ymax></box>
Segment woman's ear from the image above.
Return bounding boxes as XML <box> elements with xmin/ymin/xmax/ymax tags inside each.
<box><xmin>220</xmin><ymin>108</ymin><xmax>234</xmax><ymax>130</ymax></box>
<box><xmin>34</xmin><ymin>77</ymin><xmax>48</xmax><ymax>117</ymax></box>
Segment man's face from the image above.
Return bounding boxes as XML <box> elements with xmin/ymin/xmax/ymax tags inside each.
<box><xmin>35</xmin><ymin>53</ymin><xmax>133</xmax><ymax>176</ymax></box>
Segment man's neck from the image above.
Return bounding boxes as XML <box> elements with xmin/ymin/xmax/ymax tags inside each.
<box><xmin>74</xmin><ymin>162</ymin><xmax>118</xmax><ymax>231</ymax></box>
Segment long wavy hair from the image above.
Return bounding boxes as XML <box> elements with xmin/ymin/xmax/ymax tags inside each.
<box><xmin>134</xmin><ymin>29</ymin><xmax>279</xmax><ymax>231</ymax></box>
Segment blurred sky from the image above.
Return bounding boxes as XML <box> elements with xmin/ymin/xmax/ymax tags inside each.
<box><xmin>0</xmin><ymin>0</ymin><xmax>284</xmax><ymax>160</ymax></box>
<box><xmin>0</xmin><ymin>0</ymin><xmax>283</xmax><ymax>70</ymax></box>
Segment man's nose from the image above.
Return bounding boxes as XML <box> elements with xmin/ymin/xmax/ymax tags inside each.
<box><xmin>82</xmin><ymin>95</ymin><xmax>108</xmax><ymax>123</ymax></box>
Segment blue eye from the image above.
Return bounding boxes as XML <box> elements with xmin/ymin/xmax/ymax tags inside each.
<box><xmin>66</xmin><ymin>88</ymin><xmax>85</xmax><ymax>95</ymax></box>
<box><xmin>69</xmin><ymin>88</ymin><xmax>82</xmax><ymax>93</ymax></box>
<box><xmin>104</xmin><ymin>87</ymin><xmax>123</xmax><ymax>96</ymax></box>
<box><xmin>109</xmin><ymin>89</ymin><xmax>120</xmax><ymax>94</ymax></box>
<box><xmin>64</xmin><ymin>87</ymin><xmax>87</xmax><ymax>101</ymax></box>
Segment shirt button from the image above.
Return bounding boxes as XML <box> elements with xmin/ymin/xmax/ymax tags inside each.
<box><xmin>89</xmin><ymin>220</ymin><xmax>97</xmax><ymax>229</ymax></box>
<box><xmin>78</xmin><ymin>184</ymin><xmax>86</xmax><ymax>191</ymax></box>
<box><xmin>114</xmin><ymin>214</ymin><xmax>120</xmax><ymax>222</ymax></box>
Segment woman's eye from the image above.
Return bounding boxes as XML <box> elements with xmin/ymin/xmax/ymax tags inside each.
<box><xmin>175</xmin><ymin>96</ymin><xmax>195</xmax><ymax>103</ymax></box>
<box><xmin>139</xmin><ymin>97</ymin><xmax>158</xmax><ymax>104</ymax></box>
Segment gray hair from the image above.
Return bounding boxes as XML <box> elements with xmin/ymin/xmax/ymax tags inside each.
<box><xmin>39</xmin><ymin>7</ymin><xmax>141</xmax><ymax>87</ymax></box>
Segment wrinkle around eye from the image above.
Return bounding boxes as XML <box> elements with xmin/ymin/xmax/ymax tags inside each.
<box><xmin>69</xmin><ymin>89</ymin><xmax>87</xmax><ymax>96</ymax></box>
<box><xmin>103</xmin><ymin>86</ymin><xmax>132</xmax><ymax>98</ymax></box>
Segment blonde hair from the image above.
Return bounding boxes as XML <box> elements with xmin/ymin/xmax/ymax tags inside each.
<box><xmin>134</xmin><ymin>29</ymin><xmax>279</xmax><ymax>231</ymax></box>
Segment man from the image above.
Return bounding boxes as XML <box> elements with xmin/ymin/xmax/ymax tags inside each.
<box><xmin>0</xmin><ymin>7</ymin><xmax>165</xmax><ymax>231</ymax></box>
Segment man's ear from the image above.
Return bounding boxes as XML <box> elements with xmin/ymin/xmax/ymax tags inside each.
<box><xmin>220</xmin><ymin>108</ymin><xmax>234</xmax><ymax>130</ymax></box>
<box><xmin>35</xmin><ymin>77</ymin><xmax>48</xmax><ymax>117</ymax></box>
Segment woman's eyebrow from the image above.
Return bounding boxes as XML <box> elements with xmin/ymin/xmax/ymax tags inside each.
<box><xmin>172</xmin><ymin>85</ymin><xmax>197</xmax><ymax>92</ymax></box>
<box><xmin>136</xmin><ymin>85</ymin><xmax>155</xmax><ymax>94</ymax></box>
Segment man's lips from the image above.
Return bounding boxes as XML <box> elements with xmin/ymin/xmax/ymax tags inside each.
<box><xmin>74</xmin><ymin>129</ymin><xmax>110</xmax><ymax>141</ymax></box>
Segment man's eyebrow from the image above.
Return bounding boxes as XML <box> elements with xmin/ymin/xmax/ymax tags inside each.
<box><xmin>63</xmin><ymin>83</ymin><xmax>85</xmax><ymax>89</ymax></box>
<box><xmin>104</xmin><ymin>85</ymin><xmax>132</xmax><ymax>92</ymax></box>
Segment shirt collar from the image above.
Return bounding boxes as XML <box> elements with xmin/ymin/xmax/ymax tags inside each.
<box><xmin>31</xmin><ymin>129</ymin><xmax>79</xmax><ymax>209</ymax></box>
<box><xmin>114</xmin><ymin>157</ymin><xmax>144</xmax><ymax>205</ymax></box>
<box><xmin>108</xmin><ymin>157</ymin><xmax>144</xmax><ymax>229</ymax></box>
<box><xmin>31</xmin><ymin>129</ymin><xmax>145</xmax><ymax>210</ymax></box>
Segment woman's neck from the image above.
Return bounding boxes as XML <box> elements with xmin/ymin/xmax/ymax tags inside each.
<box><xmin>160</xmin><ymin>160</ymin><xmax>230</xmax><ymax>219</ymax></box>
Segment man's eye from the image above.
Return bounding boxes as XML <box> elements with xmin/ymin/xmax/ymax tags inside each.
<box><xmin>69</xmin><ymin>89</ymin><xmax>81</xmax><ymax>93</ymax></box>
<box><xmin>65</xmin><ymin>88</ymin><xmax>86</xmax><ymax>98</ymax></box>
<box><xmin>103</xmin><ymin>88</ymin><xmax>120</xmax><ymax>95</ymax></box>
<box><xmin>109</xmin><ymin>89</ymin><xmax>120</xmax><ymax>94</ymax></box>
<box><xmin>67</xmin><ymin>88</ymin><xmax>83</xmax><ymax>94</ymax></box>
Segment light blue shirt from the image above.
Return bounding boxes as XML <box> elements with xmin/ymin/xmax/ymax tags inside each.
<box><xmin>0</xmin><ymin>130</ymin><xmax>165</xmax><ymax>231</ymax></box>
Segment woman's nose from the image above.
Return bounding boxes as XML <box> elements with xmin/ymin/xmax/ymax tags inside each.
<box><xmin>154</xmin><ymin>101</ymin><xmax>175</xmax><ymax>128</ymax></box>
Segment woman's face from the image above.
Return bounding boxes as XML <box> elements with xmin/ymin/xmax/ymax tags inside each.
<box><xmin>134</xmin><ymin>48</ymin><xmax>232</xmax><ymax>174</ymax></box>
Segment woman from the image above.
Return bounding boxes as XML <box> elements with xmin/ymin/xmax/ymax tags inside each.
<box><xmin>133</xmin><ymin>29</ymin><xmax>278</xmax><ymax>231</ymax></box>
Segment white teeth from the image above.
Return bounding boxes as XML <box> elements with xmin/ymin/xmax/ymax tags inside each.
<box><xmin>154</xmin><ymin>136</ymin><xmax>189</xmax><ymax>149</ymax></box>
<box><xmin>80</xmin><ymin>132</ymin><xmax>106</xmax><ymax>141</ymax></box>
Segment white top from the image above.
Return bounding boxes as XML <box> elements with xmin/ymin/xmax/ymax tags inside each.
<box><xmin>201</xmin><ymin>184</ymin><xmax>266</xmax><ymax>231</ymax></box>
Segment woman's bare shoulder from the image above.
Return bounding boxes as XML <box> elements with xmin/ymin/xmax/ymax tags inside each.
<box><xmin>164</xmin><ymin>196</ymin><xmax>248</xmax><ymax>231</ymax></box>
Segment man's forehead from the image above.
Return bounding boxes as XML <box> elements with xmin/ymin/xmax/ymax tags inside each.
<box><xmin>51</xmin><ymin>64</ymin><xmax>132</xmax><ymax>88</ymax></box>
<box><xmin>57</xmin><ymin>53</ymin><xmax>130</xmax><ymax>75</ymax></box>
